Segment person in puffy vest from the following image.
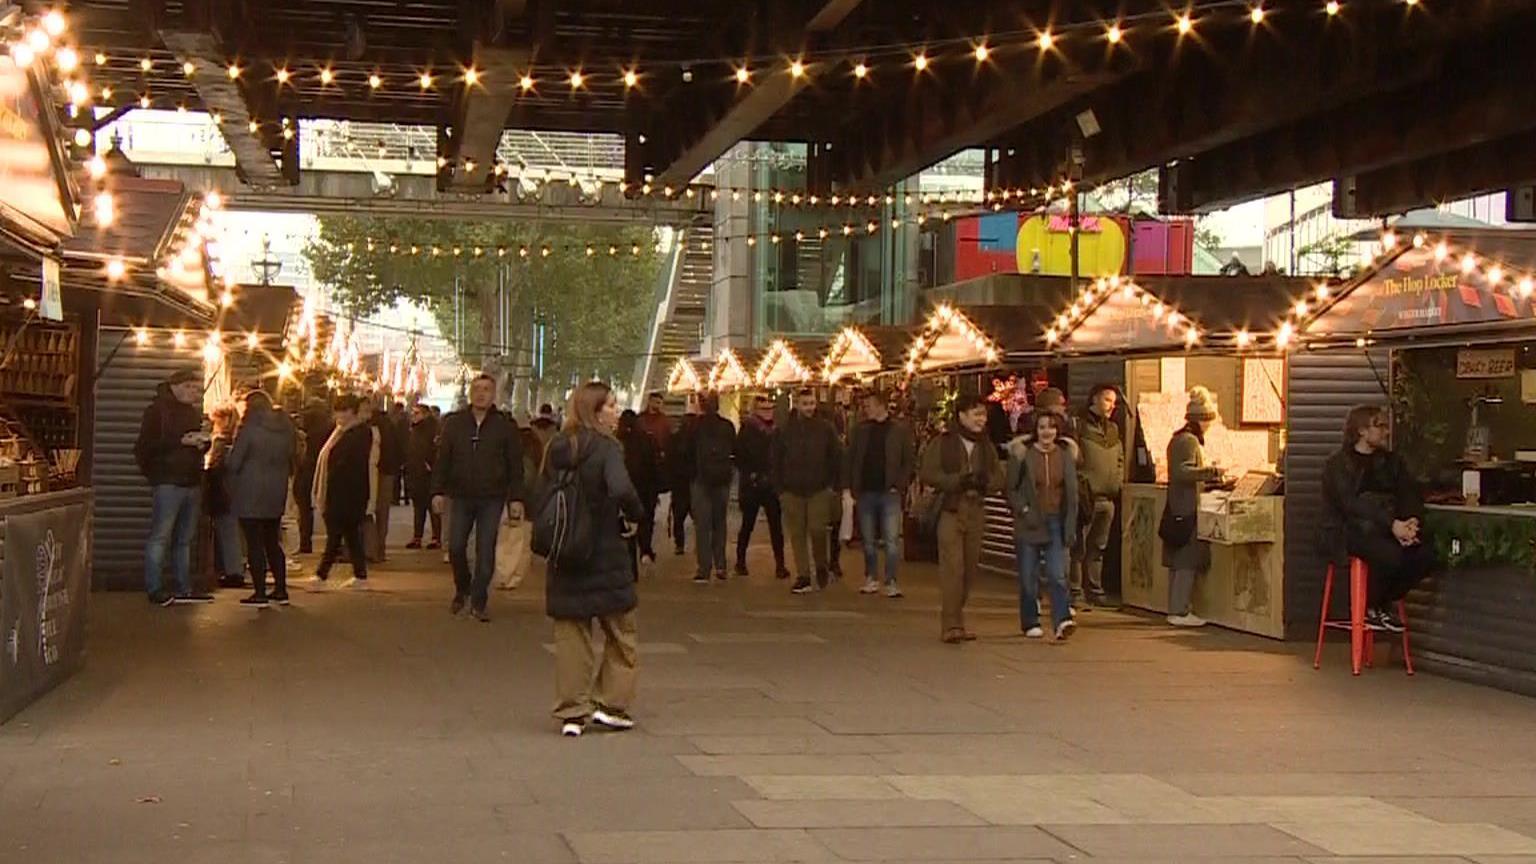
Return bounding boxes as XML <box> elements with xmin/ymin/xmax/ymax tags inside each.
<box><xmin>543</xmin><ymin>381</ymin><xmax>644</xmax><ymax>738</ymax></box>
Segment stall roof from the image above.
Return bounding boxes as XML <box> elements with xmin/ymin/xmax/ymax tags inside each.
<box><xmin>58</xmin><ymin>174</ymin><xmax>218</xmax><ymax>325</ymax></box>
<box><xmin>666</xmin><ymin>357</ymin><xmax>707</xmax><ymax>394</ymax></box>
<box><xmin>822</xmin><ymin>325</ymin><xmax>916</xmax><ymax>382</ymax></box>
<box><xmin>706</xmin><ymin>347</ymin><xmax>758</xmax><ymax>391</ymax></box>
<box><xmin>903</xmin><ymin>303</ymin><xmax>1005</xmax><ymax>376</ymax></box>
<box><xmin>1054</xmin><ymin>275</ymin><xmax>1314</xmax><ymax>356</ymax></box>
<box><xmin>754</xmin><ymin>339</ymin><xmax>820</xmax><ymax>389</ymax></box>
<box><xmin>1303</xmin><ymin>228</ymin><xmax>1536</xmax><ymax>345</ymax></box>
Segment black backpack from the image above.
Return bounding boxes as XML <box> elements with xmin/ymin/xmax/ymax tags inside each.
<box><xmin>695</xmin><ymin>420</ymin><xmax>734</xmax><ymax>486</ymax></box>
<box><xmin>532</xmin><ymin>445</ymin><xmax>593</xmax><ymax>567</ymax></box>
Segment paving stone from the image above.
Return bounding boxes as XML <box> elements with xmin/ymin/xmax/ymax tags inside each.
<box><xmin>1043</xmin><ymin>823</ymin><xmax>1329</xmax><ymax>857</ymax></box>
<box><xmin>1383</xmin><ymin>797</ymin><xmax>1536</xmax><ymax>824</ymax></box>
<box><xmin>563</xmin><ymin>828</ymin><xmax>836</xmax><ymax>862</ymax></box>
<box><xmin>1275</xmin><ymin>821</ymin><xmax>1536</xmax><ymax>856</ymax></box>
<box><xmin>678</xmin><ymin>754</ymin><xmax>888</xmax><ymax>776</ymax></box>
<box><xmin>809</xmin><ymin>826</ymin><xmax>1080</xmax><ymax>860</ymax></box>
<box><xmin>740</xmin><ymin>774</ymin><xmax>906</xmax><ymax>800</ymax></box>
<box><xmin>688</xmin><ymin>632</ymin><xmax>828</xmax><ymax>644</ymax></box>
<box><xmin>733</xmin><ymin>799</ymin><xmax>986</xmax><ymax>828</ymax></box>
<box><xmin>689</xmin><ymin>735</ymin><xmax>893</xmax><ymax>755</ymax></box>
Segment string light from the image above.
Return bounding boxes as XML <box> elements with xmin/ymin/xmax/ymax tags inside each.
<box><xmin>105</xmin><ymin>258</ymin><xmax>126</xmax><ymax>281</ymax></box>
<box><xmin>1107</xmin><ymin>24</ymin><xmax>1124</xmax><ymax>43</ymax></box>
<box><xmin>419</xmin><ymin>71</ymin><xmax>433</xmax><ymax>89</ymax></box>
<box><xmin>912</xmin><ymin>53</ymin><xmax>929</xmax><ymax>72</ymax></box>
<box><xmin>55</xmin><ymin>46</ymin><xmax>78</xmax><ymax>72</ymax></box>
<box><xmin>1176</xmin><ymin>13</ymin><xmax>1195</xmax><ymax>34</ymax></box>
<box><xmin>369</xmin><ymin>73</ymin><xmax>382</xmax><ymax>89</ymax></box>
<box><xmin>463</xmin><ymin>67</ymin><xmax>481</xmax><ymax>86</ymax></box>
<box><xmin>1037</xmin><ymin>30</ymin><xmax>1055</xmax><ymax>50</ymax></box>
<box><xmin>319</xmin><ymin>67</ymin><xmax>335</xmax><ymax>85</ymax></box>
<box><xmin>853</xmin><ymin>62</ymin><xmax>868</xmax><ymax>79</ymax></box>
<box><xmin>735</xmin><ymin>66</ymin><xmax>751</xmax><ymax>83</ymax></box>
<box><xmin>623</xmin><ymin>69</ymin><xmax>639</xmax><ymax>88</ymax></box>
<box><xmin>789</xmin><ymin>59</ymin><xmax>806</xmax><ymax>79</ymax></box>
<box><xmin>182</xmin><ymin>60</ymin><xmax>195</xmax><ymax>76</ymax></box>
<box><xmin>973</xmin><ymin>43</ymin><xmax>990</xmax><ymax>62</ymax></box>
<box><xmin>569</xmin><ymin>70</ymin><xmax>584</xmax><ymax>88</ymax></box>
<box><xmin>226</xmin><ymin>63</ymin><xmax>241</xmax><ymax>79</ymax></box>
<box><xmin>1249</xmin><ymin>5</ymin><xmax>1266</xmax><ymax>24</ymax></box>
<box><xmin>519</xmin><ymin>73</ymin><xmax>534</xmax><ymax>91</ymax></box>
<box><xmin>1326</xmin><ymin>1</ymin><xmax>1342</xmax><ymax>14</ymax></box>
<box><xmin>139</xmin><ymin>57</ymin><xmax>152</xmax><ymax>72</ymax></box>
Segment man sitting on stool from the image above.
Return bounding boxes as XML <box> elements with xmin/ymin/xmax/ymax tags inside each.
<box><xmin>1321</xmin><ymin>404</ymin><xmax>1435</xmax><ymax>633</ymax></box>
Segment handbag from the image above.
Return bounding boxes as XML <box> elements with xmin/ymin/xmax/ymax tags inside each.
<box><xmin>1158</xmin><ymin>506</ymin><xmax>1196</xmax><ymax>547</ymax></box>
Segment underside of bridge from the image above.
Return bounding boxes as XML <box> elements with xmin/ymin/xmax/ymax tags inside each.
<box><xmin>67</xmin><ymin>0</ymin><xmax>1536</xmax><ymax>218</ymax></box>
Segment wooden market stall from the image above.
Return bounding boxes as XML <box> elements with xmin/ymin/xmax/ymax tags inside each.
<box><xmin>1293</xmin><ymin>228</ymin><xmax>1536</xmax><ymax>694</ymax></box>
<box><xmin>1051</xmin><ymin>275</ymin><xmax>1311</xmax><ymax>638</ymax></box>
<box><xmin>0</xmin><ymin>34</ymin><xmax>88</xmax><ymax>723</ymax></box>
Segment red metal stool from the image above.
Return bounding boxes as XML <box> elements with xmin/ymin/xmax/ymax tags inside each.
<box><xmin>1313</xmin><ymin>557</ymin><xmax>1414</xmax><ymax>676</ymax></box>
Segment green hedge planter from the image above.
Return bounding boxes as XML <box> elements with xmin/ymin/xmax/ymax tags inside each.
<box><xmin>1425</xmin><ymin>510</ymin><xmax>1536</xmax><ymax>573</ymax></box>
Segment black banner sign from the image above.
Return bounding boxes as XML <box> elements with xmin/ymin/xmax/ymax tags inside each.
<box><xmin>0</xmin><ymin>500</ymin><xmax>91</xmax><ymax>723</ymax></box>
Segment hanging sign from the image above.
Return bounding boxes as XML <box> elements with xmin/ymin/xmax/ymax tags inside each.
<box><xmin>1456</xmin><ymin>347</ymin><xmax>1517</xmax><ymax>379</ymax></box>
<box><xmin>39</xmin><ymin>257</ymin><xmax>62</xmax><ymax>322</ymax></box>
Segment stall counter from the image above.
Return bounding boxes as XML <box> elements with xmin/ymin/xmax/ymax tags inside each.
<box><xmin>1121</xmin><ymin>483</ymin><xmax>1285</xmax><ymax>638</ymax></box>
<box><xmin>0</xmin><ymin>487</ymin><xmax>92</xmax><ymax>724</ymax></box>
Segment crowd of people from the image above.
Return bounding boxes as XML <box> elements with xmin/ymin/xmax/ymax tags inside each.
<box><xmin>134</xmin><ymin>368</ymin><xmax>1434</xmax><ymax>735</ymax></box>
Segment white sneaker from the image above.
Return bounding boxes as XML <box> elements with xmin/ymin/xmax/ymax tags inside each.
<box><xmin>1167</xmin><ymin>613</ymin><xmax>1207</xmax><ymax>628</ymax></box>
<box><xmin>1055</xmin><ymin>619</ymin><xmax>1077</xmax><ymax>641</ymax></box>
<box><xmin>304</xmin><ymin>574</ymin><xmax>328</xmax><ymax>585</ymax></box>
<box><xmin>342</xmin><ymin>577</ymin><xmax>369</xmax><ymax>590</ymax></box>
<box><xmin>560</xmin><ymin>719</ymin><xmax>585</xmax><ymax>737</ymax></box>
<box><xmin>591</xmin><ymin>709</ymin><xmax>635</xmax><ymax>731</ymax></box>
<box><xmin>884</xmin><ymin>583</ymin><xmax>903</xmax><ymax>599</ymax></box>
<box><xmin>287</xmin><ymin>559</ymin><xmax>304</xmax><ymax>573</ymax></box>
<box><xmin>1024</xmin><ymin>626</ymin><xmax>1045</xmax><ymax>639</ymax></box>
<box><xmin>859</xmin><ymin>579</ymin><xmax>880</xmax><ymax>594</ymax></box>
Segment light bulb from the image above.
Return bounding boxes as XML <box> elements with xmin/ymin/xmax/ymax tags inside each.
<box><xmin>368</xmin><ymin>73</ymin><xmax>382</xmax><ymax>89</ymax></box>
<box><xmin>227</xmin><ymin>63</ymin><xmax>241</xmax><ymax>79</ymax></box>
<box><xmin>789</xmin><ymin>60</ymin><xmax>805</xmax><ymax>78</ymax></box>
<box><xmin>106</xmin><ymin>258</ymin><xmax>126</xmax><ymax>280</ymax></box>
<box><xmin>1326</xmin><ymin>1</ymin><xmax>1341</xmax><ymax>15</ymax></box>
<box><xmin>569</xmin><ymin>70</ymin><xmax>584</xmax><ymax>88</ymax></box>
<box><xmin>87</xmin><ymin>155</ymin><xmax>106</xmax><ymax>178</ymax></box>
<box><xmin>319</xmin><ymin>67</ymin><xmax>335</xmax><ymax>84</ymax></box>
<box><xmin>913</xmin><ymin>53</ymin><xmax>929</xmax><ymax>71</ymax></box>
<box><xmin>1038</xmin><ymin>31</ymin><xmax>1055</xmax><ymax>50</ymax></box>
<box><xmin>56</xmin><ymin>46</ymin><xmax>79</xmax><ymax>72</ymax></box>
<box><xmin>419</xmin><ymin>71</ymin><xmax>433</xmax><ymax>88</ymax></box>
<box><xmin>519</xmin><ymin>73</ymin><xmax>534</xmax><ymax>91</ymax></box>
<box><xmin>736</xmin><ymin>66</ymin><xmax>750</xmax><ymax>83</ymax></box>
<box><xmin>43</xmin><ymin>10</ymin><xmax>67</xmax><ymax>36</ymax></box>
<box><xmin>183</xmin><ymin>60</ymin><xmax>195</xmax><ymax>76</ymax></box>
<box><xmin>1176</xmin><ymin>13</ymin><xmax>1194</xmax><ymax>34</ymax></box>
<box><xmin>139</xmin><ymin>57</ymin><xmax>152</xmax><ymax>72</ymax></box>
<box><xmin>1249</xmin><ymin>6</ymin><xmax>1265</xmax><ymax>24</ymax></box>
<box><xmin>464</xmin><ymin>67</ymin><xmax>480</xmax><ymax>86</ymax></box>
<box><xmin>623</xmin><ymin>69</ymin><xmax>638</xmax><ymax>88</ymax></box>
<box><xmin>853</xmin><ymin>62</ymin><xmax>868</xmax><ymax>79</ymax></box>
<box><xmin>974</xmin><ymin>44</ymin><xmax>990</xmax><ymax>62</ymax></box>
<box><xmin>276</xmin><ymin>67</ymin><xmax>290</xmax><ymax>83</ymax></box>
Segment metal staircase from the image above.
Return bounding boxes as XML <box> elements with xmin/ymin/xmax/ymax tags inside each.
<box><xmin>634</xmin><ymin>222</ymin><xmax>713</xmax><ymax>399</ymax></box>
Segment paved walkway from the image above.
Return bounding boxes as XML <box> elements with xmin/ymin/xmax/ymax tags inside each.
<box><xmin>5</xmin><ymin>520</ymin><xmax>1536</xmax><ymax>864</ymax></box>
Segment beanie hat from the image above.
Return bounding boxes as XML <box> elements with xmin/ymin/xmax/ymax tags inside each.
<box><xmin>1035</xmin><ymin>387</ymin><xmax>1067</xmax><ymax>414</ymax></box>
<box><xmin>1185</xmin><ymin>386</ymin><xmax>1219</xmax><ymax>422</ymax></box>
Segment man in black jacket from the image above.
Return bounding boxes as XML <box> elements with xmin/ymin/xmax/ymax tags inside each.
<box><xmin>405</xmin><ymin>403</ymin><xmax>441</xmax><ymax>549</ymax></box>
<box><xmin>294</xmin><ymin>397</ymin><xmax>334</xmax><ymax>553</ymax></box>
<box><xmin>680</xmin><ymin>392</ymin><xmax>736</xmax><ymax>584</ymax></box>
<box><xmin>369</xmin><ymin>398</ymin><xmax>407</xmax><ymax>561</ymax></box>
<box><xmin>134</xmin><ymin>369</ymin><xmax>213</xmax><ymax>606</ymax></box>
<box><xmin>734</xmin><ymin>394</ymin><xmax>788</xmax><ymax>579</ymax></box>
<box><xmin>847</xmin><ymin>390</ymin><xmax>916</xmax><ymax>597</ymax></box>
<box><xmin>432</xmin><ymin>374</ymin><xmax>525</xmax><ymax>621</ymax></box>
<box><xmin>775</xmin><ymin>389</ymin><xmax>844</xmax><ymax>594</ymax></box>
<box><xmin>1321</xmin><ymin>404</ymin><xmax>1434</xmax><ymax>632</ymax></box>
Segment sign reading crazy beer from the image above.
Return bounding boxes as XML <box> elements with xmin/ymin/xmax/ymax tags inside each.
<box><xmin>1456</xmin><ymin>347</ymin><xmax>1517</xmax><ymax>379</ymax></box>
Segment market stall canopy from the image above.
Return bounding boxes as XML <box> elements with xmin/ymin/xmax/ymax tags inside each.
<box><xmin>666</xmin><ymin>357</ymin><xmax>708</xmax><ymax>394</ymax></box>
<box><xmin>823</xmin><ymin>326</ymin><xmax>900</xmax><ymax>383</ymax></box>
<box><xmin>1052</xmin><ymin>274</ymin><xmax>1314</xmax><ymax>355</ymax></box>
<box><xmin>754</xmin><ymin>339</ymin><xmax>820</xmax><ymax>388</ymax></box>
<box><xmin>706</xmin><ymin>347</ymin><xmax>758</xmax><ymax>391</ymax></box>
<box><xmin>1303</xmin><ymin>228</ymin><xmax>1536</xmax><ymax>345</ymax></box>
<box><xmin>61</xmin><ymin>175</ymin><xmax>219</xmax><ymax>325</ymax></box>
<box><xmin>0</xmin><ymin>59</ymin><xmax>77</xmax><ymax>257</ymax></box>
<box><xmin>902</xmin><ymin>304</ymin><xmax>1005</xmax><ymax>376</ymax></box>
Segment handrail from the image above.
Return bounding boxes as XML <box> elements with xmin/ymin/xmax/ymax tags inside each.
<box><xmin>631</xmin><ymin>227</ymin><xmax>687</xmax><ymax>406</ymax></box>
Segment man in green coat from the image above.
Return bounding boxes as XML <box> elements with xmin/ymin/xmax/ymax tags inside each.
<box><xmin>1078</xmin><ymin>385</ymin><xmax>1125</xmax><ymax>608</ymax></box>
<box><xmin>919</xmin><ymin>395</ymin><xmax>1004</xmax><ymax>643</ymax></box>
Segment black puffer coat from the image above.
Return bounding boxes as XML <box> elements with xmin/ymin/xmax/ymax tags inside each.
<box><xmin>544</xmin><ymin>430</ymin><xmax>645</xmax><ymax>620</ymax></box>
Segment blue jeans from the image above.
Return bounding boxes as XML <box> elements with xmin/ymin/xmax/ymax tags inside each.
<box><xmin>1016</xmin><ymin>514</ymin><xmax>1071</xmax><ymax>631</ymax></box>
<box><xmin>145</xmin><ymin>484</ymin><xmax>201</xmax><ymax>597</ymax></box>
<box><xmin>857</xmin><ymin>490</ymin><xmax>902</xmax><ymax>585</ymax></box>
<box><xmin>450</xmin><ymin>496</ymin><xmax>503</xmax><ymax>609</ymax></box>
<box><xmin>212</xmin><ymin>513</ymin><xmax>243</xmax><ymax>578</ymax></box>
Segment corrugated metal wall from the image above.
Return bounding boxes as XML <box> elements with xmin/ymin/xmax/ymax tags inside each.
<box><xmin>1282</xmin><ymin>347</ymin><xmax>1390</xmax><ymax>638</ymax></box>
<box><xmin>1067</xmin><ymin>359</ymin><xmax>1126</xmax><ymax>410</ymax></box>
<box><xmin>1405</xmin><ymin>562</ymin><xmax>1536</xmax><ymax>697</ymax></box>
<box><xmin>91</xmin><ymin>329</ymin><xmax>202</xmax><ymax>590</ymax></box>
